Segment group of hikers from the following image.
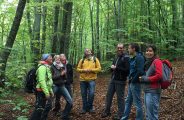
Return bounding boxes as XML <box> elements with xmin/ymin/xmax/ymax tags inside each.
<box><xmin>29</xmin><ymin>43</ymin><xmax>163</xmax><ymax>120</ymax></box>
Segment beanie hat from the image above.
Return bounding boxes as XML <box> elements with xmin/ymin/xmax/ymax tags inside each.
<box><xmin>41</xmin><ymin>54</ymin><xmax>50</xmax><ymax>61</ymax></box>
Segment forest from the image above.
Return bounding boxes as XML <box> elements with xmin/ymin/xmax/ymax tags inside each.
<box><xmin>0</xmin><ymin>0</ymin><xmax>184</xmax><ymax>120</ymax></box>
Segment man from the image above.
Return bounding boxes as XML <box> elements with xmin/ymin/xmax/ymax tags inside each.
<box><xmin>77</xmin><ymin>48</ymin><xmax>101</xmax><ymax>114</ymax></box>
<box><xmin>30</xmin><ymin>54</ymin><xmax>54</xmax><ymax>120</ymax></box>
<box><xmin>121</xmin><ymin>43</ymin><xmax>145</xmax><ymax>120</ymax></box>
<box><xmin>101</xmin><ymin>43</ymin><xmax>130</xmax><ymax>120</ymax></box>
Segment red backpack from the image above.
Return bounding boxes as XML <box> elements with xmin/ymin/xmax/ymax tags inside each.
<box><xmin>160</xmin><ymin>60</ymin><xmax>173</xmax><ymax>89</ymax></box>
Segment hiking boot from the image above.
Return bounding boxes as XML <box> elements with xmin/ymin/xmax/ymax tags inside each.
<box><xmin>79</xmin><ymin>109</ymin><xmax>87</xmax><ymax>114</ymax></box>
<box><xmin>52</xmin><ymin>108</ymin><xmax>60</xmax><ymax>115</ymax></box>
<box><xmin>101</xmin><ymin>112</ymin><xmax>111</xmax><ymax>118</ymax></box>
<box><xmin>113</xmin><ymin>114</ymin><xmax>122</xmax><ymax>120</ymax></box>
<box><xmin>61</xmin><ymin>116</ymin><xmax>70</xmax><ymax>120</ymax></box>
<box><xmin>89</xmin><ymin>108</ymin><xmax>95</xmax><ymax>114</ymax></box>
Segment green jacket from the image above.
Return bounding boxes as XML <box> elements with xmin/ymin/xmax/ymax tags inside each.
<box><xmin>36</xmin><ymin>64</ymin><xmax>53</xmax><ymax>96</ymax></box>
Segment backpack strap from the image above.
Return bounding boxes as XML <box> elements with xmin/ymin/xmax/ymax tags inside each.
<box><xmin>93</xmin><ymin>56</ymin><xmax>96</xmax><ymax>63</ymax></box>
<box><xmin>81</xmin><ymin>56</ymin><xmax>96</xmax><ymax>68</ymax></box>
<box><xmin>161</xmin><ymin>60</ymin><xmax>172</xmax><ymax>70</ymax></box>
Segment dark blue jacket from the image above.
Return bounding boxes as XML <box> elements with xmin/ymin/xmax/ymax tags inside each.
<box><xmin>129</xmin><ymin>52</ymin><xmax>145</xmax><ymax>83</ymax></box>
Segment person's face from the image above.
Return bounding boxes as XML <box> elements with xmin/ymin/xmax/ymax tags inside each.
<box><xmin>60</xmin><ymin>55</ymin><xmax>66</xmax><ymax>64</ymax></box>
<box><xmin>145</xmin><ymin>47</ymin><xmax>155</xmax><ymax>59</ymax></box>
<box><xmin>85</xmin><ymin>49</ymin><xmax>92</xmax><ymax>56</ymax></box>
<box><xmin>46</xmin><ymin>56</ymin><xmax>53</xmax><ymax>65</ymax></box>
<box><xmin>128</xmin><ymin>45</ymin><xmax>135</xmax><ymax>55</ymax></box>
<box><xmin>117</xmin><ymin>44</ymin><xmax>124</xmax><ymax>56</ymax></box>
<box><xmin>55</xmin><ymin>57</ymin><xmax>61</xmax><ymax>64</ymax></box>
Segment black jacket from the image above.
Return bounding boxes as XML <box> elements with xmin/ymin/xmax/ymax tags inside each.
<box><xmin>51</xmin><ymin>63</ymin><xmax>73</xmax><ymax>85</ymax></box>
<box><xmin>65</xmin><ymin>63</ymin><xmax>73</xmax><ymax>85</ymax></box>
<box><xmin>111</xmin><ymin>54</ymin><xmax>130</xmax><ymax>82</ymax></box>
<box><xmin>51</xmin><ymin>64</ymin><xmax>65</xmax><ymax>86</ymax></box>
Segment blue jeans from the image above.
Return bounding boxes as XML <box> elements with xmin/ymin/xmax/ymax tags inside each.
<box><xmin>30</xmin><ymin>91</ymin><xmax>52</xmax><ymax>120</ymax></box>
<box><xmin>80</xmin><ymin>80</ymin><xmax>95</xmax><ymax>111</ymax></box>
<box><xmin>53</xmin><ymin>85</ymin><xmax>73</xmax><ymax>118</ymax></box>
<box><xmin>104</xmin><ymin>80</ymin><xmax>126</xmax><ymax>117</ymax></box>
<box><xmin>65</xmin><ymin>84</ymin><xmax>73</xmax><ymax>98</ymax></box>
<box><xmin>121</xmin><ymin>83</ymin><xmax>144</xmax><ymax>120</ymax></box>
<box><xmin>144</xmin><ymin>92</ymin><xmax>161</xmax><ymax>120</ymax></box>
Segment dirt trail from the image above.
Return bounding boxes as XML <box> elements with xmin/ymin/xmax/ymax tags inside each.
<box><xmin>0</xmin><ymin>61</ymin><xmax>184</xmax><ymax>120</ymax></box>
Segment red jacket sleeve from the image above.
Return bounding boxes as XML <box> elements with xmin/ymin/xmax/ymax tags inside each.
<box><xmin>148</xmin><ymin>59</ymin><xmax>163</xmax><ymax>83</ymax></box>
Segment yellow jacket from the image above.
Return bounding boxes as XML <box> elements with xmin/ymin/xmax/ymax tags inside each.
<box><xmin>77</xmin><ymin>56</ymin><xmax>101</xmax><ymax>81</ymax></box>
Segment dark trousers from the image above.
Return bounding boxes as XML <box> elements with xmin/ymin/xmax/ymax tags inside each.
<box><xmin>29</xmin><ymin>91</ymin><xmax>52</xmax><ymax>120</ymax></box>
<box><xmin>104</xmin><ymin>80</ymin><xmax>126</xmax><ymax>117</ymax></box>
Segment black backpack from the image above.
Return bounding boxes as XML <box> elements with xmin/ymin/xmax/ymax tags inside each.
<box><xmin>24</xmin><ymin>65</ymin><xmax>44</xmax><ymax>93</ymax></box>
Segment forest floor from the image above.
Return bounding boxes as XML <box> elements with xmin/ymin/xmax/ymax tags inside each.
<box><xmin>0</xmin><ymin>61</ymin><xmax>184</xmax><ymax>120</ymax></box>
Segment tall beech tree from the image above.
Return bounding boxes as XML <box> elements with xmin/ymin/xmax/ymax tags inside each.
<box><xmin>0</xmin><ymin>0</ymin><xmax>26</xmax><ymax>81</ymax></box>
<box><xmin>60</xmin><ymin>2</ymin><xmax>73</xmax><ymax>58</ymax></box>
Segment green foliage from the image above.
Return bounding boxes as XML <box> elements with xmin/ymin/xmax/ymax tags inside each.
<box><xmin>0</xmin><ymin>88</ymin><xmax>30</xmax><ymax>120</ymax></box>
<box><xmin>17</xmin><ymin>116</ymin><xmax>28</xmax><ymax>120</ymax></box>
<box><xmin>100</xmin><ymin>60</ymin><xmax>112</xmax><ymax>73</ymax></box>
<box><xmin>5</xmin><ymin>63</ymin><xmax>27</xmax><ymax>90</ymax></box>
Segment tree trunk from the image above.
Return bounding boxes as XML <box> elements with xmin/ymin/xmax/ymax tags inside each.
<box><xmin>70</xmin><ymin>16</ymin><xmax>77</xmax><ymax>65</ymax></box>
<box><xmin>106</xmin><ymin>0</ymin><xmax>109</xmax><ymax>43</ymax></box>
<box><xmin>79</xmin><ymin>18</ymin><xmax>85</xmax><ymax>54</ymax></box>
<box><xmin>114</xmin><ymin>0</ymin><xmax>119</xmax><ymax>41</ymax></box>
<box><xmin>155</xmin><ymin>0</ymin><xmax>162</xmax><ymax>42</ymax></box>
<box><xmin>105</xmin><ymin>0</ymin><xmax>110</xmax><ymax>59</ymax></box>
<box><xmin>140</xmin><ymin>0</ymin><xmax>146</xmax><ymax>41</ymax></box>
<box><xmin>41</xmin><ymin>0</ymin><xmax>47</xmax><ymax>54</ymax></box>
<box><xmin>118</xmin><ymin>0</ymin><xmax>122</xmax><ymax>41</ymax></box>
<box><xmin>147</xmin><ymin>0</ymin><xmax>152</xmax><ymax>31</ymax></box>
<box><xmin>60</xmin><ymin>2</ymin><xmax>73</xmax><ymax>58</ymax></box>
<box><xmin>171</xmin><ymin>0</ymin><xmax>178</xmax><ymax>47</ymax></box>
<box><xmin>0</xmin><ymin>0</ymin><xmax>26</xmax><ymax>83</ymax></box>
<box><xmin>26</xmin><ymin>0</ymin><xmax>33</xmax><ymax>42</ymax></box>
<box><xmin>52</xmin><ymin>0</ymin><xmax>59</xmax><ymax>54</ymax></box>
<box><xmin>89</xmin><ymin>1</ymin><xmax>95</xmax><ymax>52</ymax></box>
<box><xmin>183</xmin><ymin>1</ymin><xmax>184</xmax><ymax>27</ymax></box>
<box><xmin>1</xmin><ymin>16</ymin><xmax>5</xmax><ymax>45</ymax></box>
<box><xmin>32</xmin><ymin>0</ymin><xmax>42</xmax><ymax>62</ymax></box>
<box><xmin>96</xmin><ymin>0</ymin><xmax>101</xmax><ymax>59</ymax></box>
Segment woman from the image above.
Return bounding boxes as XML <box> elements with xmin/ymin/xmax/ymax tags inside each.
<box><xmin>139</xmin><ymin>44</ymin><xmax>163</xmax><ymax>120</ymax></box>
<box><xmin>51</xmin><ymin>55</ymin><xmax>73</xmax><ymax>120</ymax></box>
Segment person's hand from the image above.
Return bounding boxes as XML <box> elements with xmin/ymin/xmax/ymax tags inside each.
<box><xmin>50</xmin><ymin>92</ymin><xmax>54</xmax><ymax>98</ymax></box>
<box><xmin>83</xmin><ymin>69</ymin><xmax>92</xmax><ymax>73</ymax></box>
<box><xmin>111</xmin><ymin>65</ymin><xmax>116</xmax><ymax>70</ymax></box>
<box><xmin>61</xmin><ymin>70</ymin><xmax>66</xmax><ymax>75</ymax></box>
<box><xmin>139</xmin><ymin>76</ymin><xmax>142</xmax><ymax>82</ymax></box>
<box><xmin>86</xmin><ymin>69</ymin><xmax>92</xmax><ymax>72</ymax></box>
<box><xmin>45</xmin><ymin>95</ymin><xmax>51</xmax><ymax>100</ymax></box>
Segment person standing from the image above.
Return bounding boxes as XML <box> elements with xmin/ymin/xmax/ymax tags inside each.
<box><xmin>139</xmin><ymin>44</ymin><xmax>162</xmax><ymax>120</ymax></box>
<box><xmin>77</xmin><ymin>48</ymin><xmax>101</xmax><ymax>114</ymax></box>
<box><xmin>121</xmin><ymin>43</ymin><xmax>145</xmax><ymax>120</ymax></box>
<box><xmin>60</xmin><ymin>54</ymin><xmax>73</xmax><ymax>97</ymax></box>
<box><xmin>51</xmin><ymin>55</ymin><xmax>73</xmax><ymax>120</ymax></box>
<box><xmin>30</xmin><ymin>54</ymin><xmax>54</xmax><ymax>120</ymax></box>
<box><xmin>101</xmin><ymin>43</ymin><xmax>130</xmax><ymax>120</ymax></box>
